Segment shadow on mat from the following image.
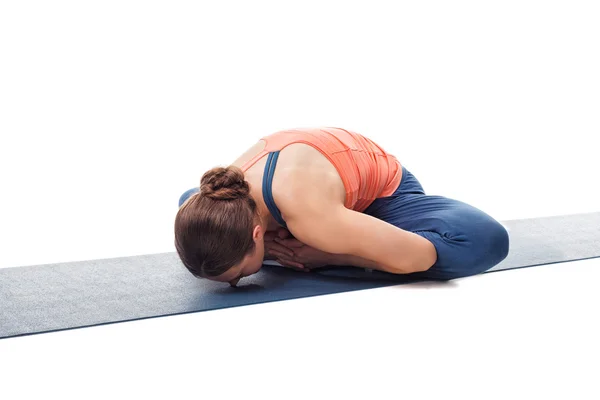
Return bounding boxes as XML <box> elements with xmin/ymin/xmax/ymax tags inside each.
<box><xmin>213</xmin><ymin>283</ymin><xmax>267</xmax><ymax>293</ymax></box>
<box><xmin>392</xmin><ymin>280</ymin><xmax>460</xmax><ymax>290</ymax></box>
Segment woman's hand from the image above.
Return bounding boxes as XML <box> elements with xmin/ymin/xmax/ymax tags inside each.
<box><xmin>272</xmin><ymin>238</ymin><xmax>334</xmax><ymax>270</ymax></box>
<box><xmin>264</xmin><ymin>228</ymin><xmax>308</xmax><ymax>271</ymax></box>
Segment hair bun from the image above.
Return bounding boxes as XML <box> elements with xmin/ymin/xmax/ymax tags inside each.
<box><xmin>200</xmin><ymin>166</ymin><xmax>250</xmax><ymax>200</ymax></box>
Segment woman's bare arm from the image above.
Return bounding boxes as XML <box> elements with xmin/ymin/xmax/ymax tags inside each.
<box><xmin>327</xmin><ymin>253</ymin><xmax>382</xmax><ymax>269</ymax></box>
<box><xmin>284</xmin><ymin>203</ymin><xmax>437</xmax><ymax>274</ymax></box>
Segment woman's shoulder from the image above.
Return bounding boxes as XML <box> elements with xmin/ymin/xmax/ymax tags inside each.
<box><xmin>273</xmin><ymin>159</ymin><xmax>346</xmax><ymax>221</ymax></box>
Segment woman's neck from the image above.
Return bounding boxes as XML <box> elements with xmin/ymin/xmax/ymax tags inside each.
<box><xmin>250</xmin><ymin>184</ymin><xmax>278</xmax><ymax>232</ymax></box>
<box><xmin>244</xmin><ymin>164</ymin><xmax>280</xmax><ymax>232</ymax></box>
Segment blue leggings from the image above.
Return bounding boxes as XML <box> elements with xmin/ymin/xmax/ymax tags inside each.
<box><xmin>178</xmin><ymin>167</ymin><xmax>509</xmax><ymax>280</ymax></box>
<box><xmin>363</xmin><ymin>167</ymin><xmax>509</xmax><ymax>280</ymax></box>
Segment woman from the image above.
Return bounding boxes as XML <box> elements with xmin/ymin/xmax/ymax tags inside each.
<box><xmin>175</xmin><ymin>127</ymin><xmax>509</xmax><ymax>287</ymax></box>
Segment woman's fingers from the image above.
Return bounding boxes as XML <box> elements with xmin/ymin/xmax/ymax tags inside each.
<box><xmin>270</xmin><ymin>251</ymin><xmax>301</xmax><ymax>266</ymax></box>
<box><xmin>269</xmin><ymin>251</ymin><xmax>286</xmax><ymax>260</ymax></box>
<box><xmin>268</xmin><ymin>240</ymin><xmax>309</xmax><ymax>271</ymax></box>
<box><xmin>267</xmin><ymin>243</ymin><xmax>295</xmax><ymax>258</ymax></box>
<box><xmin>276</xmin><ymin>256</ymin><xmax>307</xmax><ymax>271</ymax></box>
<box><xmin>274</xmin><ymin>238</ymin><xmax>304</xmax><ymax>248</ymax></box>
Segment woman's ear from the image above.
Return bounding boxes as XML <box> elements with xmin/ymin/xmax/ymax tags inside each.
<box><xmin>252</xmin><ymin>224</ymin><xmax>263</xmax><ymax>242</ymax></box>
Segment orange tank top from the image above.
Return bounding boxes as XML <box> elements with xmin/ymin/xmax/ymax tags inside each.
<box><xmin>240</xmin><ymin>127</ymin><xmax>402</xmax><ymax>212</ymax></box>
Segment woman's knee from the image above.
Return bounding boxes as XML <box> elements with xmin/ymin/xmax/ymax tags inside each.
<box><xmin>453</xmin><ymin>216</ymin><xmax>509</xmax><ymax>277</ymax></box>
<box><xmin>482</xmin><ymin>220</ymin><xmax>510</xmax><ymax>266</ymax></box>
<box><xmin>178</xmin><ymin>187</ymin><xmax>200</xmax><ymax>207</ymax></box>
<box><xmin>420</xmin><ymin>209</ymin><xmax>509</xmax><ymax>280</ymax></box>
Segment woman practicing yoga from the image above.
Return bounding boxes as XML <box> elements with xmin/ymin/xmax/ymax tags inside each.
<box><xmin>175</xmin><ymin>127</ymin><xmax>509</xmax><ymax>287</ymax></box>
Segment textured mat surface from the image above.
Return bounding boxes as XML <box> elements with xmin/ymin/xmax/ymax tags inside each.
<box><xmin>2</xmin><ymin>212</ymin><xmax>599</xmax><ymax>339</ymax></box>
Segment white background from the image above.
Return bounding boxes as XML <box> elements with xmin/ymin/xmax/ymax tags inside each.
<box><xmin>1</xmin><ymin>1</ymin><xmax>599</xmax><ymax>399</ymax></box>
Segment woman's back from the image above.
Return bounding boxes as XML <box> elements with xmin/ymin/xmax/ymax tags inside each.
<box><xmin>233</xmin><ymin>127</ymin><xmax>402</xmax><ymax>212</ymax></box>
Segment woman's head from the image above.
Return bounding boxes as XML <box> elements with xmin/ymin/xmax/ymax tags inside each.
<box><xmin>174</xmin><ymin>166</ymin><xmax>265</xmax><ymax>285</ymax></box>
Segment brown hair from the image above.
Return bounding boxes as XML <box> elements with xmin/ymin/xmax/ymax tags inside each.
<box><xmin>174</xmin><ymin>166</ymin><xmax>258</xmax><ymax>277</ymax></box>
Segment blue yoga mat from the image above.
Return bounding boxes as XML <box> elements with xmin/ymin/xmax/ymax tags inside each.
<box><xmin>1</xmin><ymin>212</ymin><xmax>599</xmax><ymax>339</ymax></box>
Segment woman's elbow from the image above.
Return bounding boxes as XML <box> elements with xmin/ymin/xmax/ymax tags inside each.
<box><xmin>384</xmin><ymin>244</ymin><xmax>437</xmax><ymax>274</ymax></box>
<box><xmin>384</xmin><ymin>259</ymin><xmax>434</xmax><ymax>275</ymax></box>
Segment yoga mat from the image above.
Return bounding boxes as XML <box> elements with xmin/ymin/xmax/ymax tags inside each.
<box><xmin>1</xmin><ymin>212</ymin><xmax>599</xmax><ymax>339</ymax></box>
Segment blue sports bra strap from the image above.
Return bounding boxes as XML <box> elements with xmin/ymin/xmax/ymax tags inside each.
<box><xmin>262</xmin><ymin>151</ymin><xmax>287</xmax><ymax>228</ymax></box>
